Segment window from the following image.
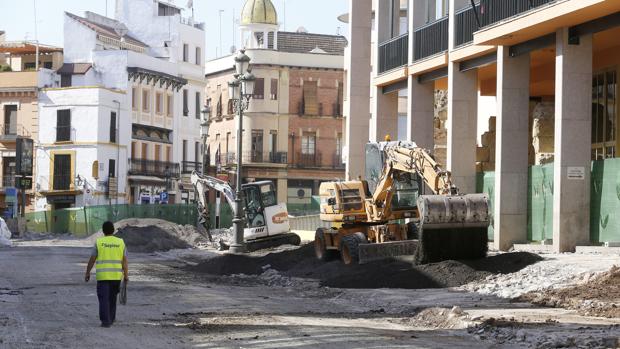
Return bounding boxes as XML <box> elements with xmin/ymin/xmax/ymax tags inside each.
<box><xmin>154</xmin><ymin>144</ymin><xmax>161</xmax><ymax>161</ymax></box>
<box><xmin>166</xmin><ymin>146</ymin><xmax>171</xmax><ymax>162</ymax></box>
<box><xmin>195</xmin><ymin>47</ymin><xmax>201</xmax><ymax>65</ymax></box>
<box><xmin>303</xmin><ymin>81</ymin><xmax>318</xmax><ymax>115</ymax></box>
<box><xmin>142</xmin><ymin>89</ymin><xmax>150</xmax><ymax>112</ymax></box>
<box><xmin>336</xmin><ymin>133</ymin><xmax>343</xmax><ymax>155</ymax></box>
<box><xmin>141</xmin><ymin>143</ymin><xmax>148</xmax><ymax>160</ymax></box>
<box><xmin>592</xmin><ymin>70</ymin><xmax>617</xmax><ymax>160</ymax></box>
<box><xmin>227</xmin><ymin>99</ymin><xmax>234</xmax><ymax>115</ymax></box>
<box><xmin>61</xmin><ymin>74</ymin><xmax>71</xmax><ymax>88</ymax></box>
<box><xmin>158</xmin><ymin>3</ymin><xmax>180</xmax><ymax>16</ymax></box>
<box><xmin>183</xmin><ymin>90</ymin><xmax>189</xmax><ymax>116</ymax></box>
<box><xmin>4</xmin><ymin>105</ymin><xmax>17</xmax><ymax>135</ymax></box>
<box><xmin>253</xmin><ymin>78</ymin><xmax>264</xmax><ymax>99</ymax></box>
<box><xmin>217</xmin><ymin>94</ymin><xmax>222</xmax><ymax>117</ymax></box>
<box><xmin>108</xmin><ymin>159</ymin><xmax>116</xmax><ymax>178</ymax></box>
<box><xmin>110</xmin><ymin>112</ymin><xmax>117</xmax><ymax>143</ymax></box>
<box><xmin>53</xmin><ymin>154</ymin><xmax>71</xmax><ymax>190</ymax></box>
<box><xmin>156</xmin><ymin>92</ymin><xmax>163</xmax><ymax>114</ymax></box>
<box><xmin>43</xmin><ymin>62</ymin><xmax>53</xmax><ymax>69</ymax></box>
<box><xmin>269</xmin><ymin>130</ymin><xmax>278</xmax><ymax>162</ymax></box>
<box><xmin>56</xmin><ymin>109</ymin><xmax>71</xmax><ymax>142</ymax></box>
<box><xmin>301</xmin><ymin>132</ymin><xmax>316</xmax><ymax>155</ymax></box>
<box><xmin>195</xmin><ymin>92</ymin><xmax>201</xmax><ymax>119</ymax></box>
<box><xmin>132</xmin><ymin>87</ymin><xmax>138</xmax><ymax>110</ymax></box>
<box><xmin>183</xmin><ymin>44</ymin><xmax>189</xmax><ymax>62</ymax></box>
<box><xmin>166</xmin><ymin>94</ymin><xmax>173</xmax><ymax>117</ymax></box>
<box><xmin>131</xmin><ymin>142</ymin><xmax>136</xmax><ymax>158</ymax></box>
<box><xmin>270</xmin><ymin>79</ymin><xmax>278</xmax><ymax>100</ymax></box>
<box><xmin>335</xmin><ymin>82</ymin><xmax>343</xmax><ymax>117</ymax></box>
<box><xmin>182</xmin><ymin>140</ymin><xmax>188</xmax><ymax>162</ymax></box>
<box><xmin>251</xmin><ymin>130</ymin><xmax>264</xmax><ymax>162</ymax></box>
<box><xmin>225</xmin><ymin>132</ymin><xmax>231</xmax><ymax>154</ymax></box>
<box><xmin>24</xmin><ymin>62</ymin><xmax>36</xmax><ymax>70</ymax></box>
<box><xmin>2</xmin><ymin>157</ymin><xmax>16</xmax><ymax>188</ymax></box>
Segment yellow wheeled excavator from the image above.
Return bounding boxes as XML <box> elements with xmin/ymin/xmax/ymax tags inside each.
<box><xmin>316</xmin><ymin>140</ymin><xmax>490</xmax><ymax>265</ymax></box>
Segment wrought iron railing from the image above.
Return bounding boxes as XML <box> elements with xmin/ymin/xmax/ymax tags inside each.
<box><xmin>378</xmin><ymin>33</ymin><xmax>409</xmax><ymax>74</ymax></box>
<box><xmin>181</xmin><ymin>161</ymin><xmax>202</xmax><ymax>174</ymax></box>
<box><xmin>295</xmin><ymin>152</ymin><xmax>322</xmax><ymax>168</ymax></box>
<box><xmin>413</xmin><ymin>16</ymin><xmax>449</xmax><ymax>61</ymax></box>
<box><xmin>332</xmin><ymin>153</ymin><xmax>345</xmax><ymax>169</ymax></box>
<box><xmin>479</xmin><ymin>0</ymin><xmax>554</xmax><ymax>28</ymax></box>
<box><xmin>128</xmin><ymin>159</ymin><xmax>180</xmax><ymax>178</ymax></box>
<box><xmin>268</xmin><ymin>152</ymin><xmax>288</xmax><ymax>164</ymax></box>
<box><xmin>2</xmin><ymin>175</ymin><xmax>14</xmax><ymax>188</ymax></box>
<box><xmin>0</xmin><ymin>124</ymin><xmax>31</xmax><ymax>138</ymax></box>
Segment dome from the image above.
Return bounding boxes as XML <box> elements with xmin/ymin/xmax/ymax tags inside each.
<box><xmin>241</xmin><ymin>0</ymin><xmax>278</xmax><ymax>26</ymax></box>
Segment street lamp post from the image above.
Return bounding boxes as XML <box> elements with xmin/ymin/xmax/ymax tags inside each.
<box><xmin>228</xmin><ymin>50</ymin><xmax>256</xmax><ymax>254</ymax></box>
<box><xmin>201</xmin><ymin>106</ymin><xmax>211</xmax><ymax>175</ymax></box>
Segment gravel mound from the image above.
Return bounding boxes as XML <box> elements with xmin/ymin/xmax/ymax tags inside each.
<box><xmin>517</xmin><ymin>265</ymin><xmax>620</xmax><ymax>318</ymax></box>
<box><xmin>112</xmin><ymin>219</ymin><xmax>210</xmax><ymax>253</ymax></box>
<box><xmin>189</xmin><ymin>244</ymin><xmax>542</xmax><ymax>289</ymax></box>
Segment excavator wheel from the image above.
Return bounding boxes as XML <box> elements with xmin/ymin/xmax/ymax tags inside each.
<box><xmin>314</xmin><ymin>228</ymin><xmax>339</xmax><ymax>262</ymax></box>
<box><xmin>340</xmin><ymin>233</ymin><xmax>368</xmax><ymax>265</ymax></box>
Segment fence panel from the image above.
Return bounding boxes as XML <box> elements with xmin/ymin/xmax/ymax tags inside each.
<box><xmin>591</xmin><ymin>159</ymin><xmax>620</xmax><ymax>243</ymax></box>
<box><xmin>528</xmin><ymin>164</ymin><xmax>554</xmax><ymax>241</ymax></box>
<box><xmin>476</xmin><ymin>171</ymin><xmax>495</xmax><ymax>241</ymax></box>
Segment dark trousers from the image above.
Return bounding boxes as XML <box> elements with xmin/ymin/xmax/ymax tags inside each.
<box><xmin>96</xmin><ymin>280</ymin><xmax>121</xmax><ymax>326</ymax></box>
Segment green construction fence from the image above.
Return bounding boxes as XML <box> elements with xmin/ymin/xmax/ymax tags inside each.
<box><xmin>477</xmin><ymin>158</ymin><xmax>620</xmax><ymax>244</ymax></box>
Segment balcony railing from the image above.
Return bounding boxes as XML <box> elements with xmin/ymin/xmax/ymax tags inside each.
<box><xmin>55</xmin><ymin>126</ymin><xmax>76</xmax><ymax>142</ymax></box>
<box><xmin>332</xmin><ymin>153</ymin><xmax>345</xmax><ymax>169</ymax></box>
<box><xmin>53</xmin><ymin>174</ymin><xmax>72</xmax><ymax>191</ymax></box>
<box><xmin>2</xmin><ymin>175</ymin><xmax>14</xmax><ymax>188</ymax></box>
<box><xmin>378</xmin><ymin>33</ymin><xmax>409</xmax><ymax>74</ymax></box>
<box><xmin>455</xmin><ymin>4</ymin><xmax>481</xmax><ymax>47</ymax></box>
<box><xmin>0</xmin><ymin>124</ymin><xmax>31</xmax><ymax>139</ymax></box>
<box><xmin>181</xmin><ymin>161</ymin><xmax>202</xmax><ymax>174</ymax></box>
<box><xmin>216</xmin><ymin>152</ymin><xmax>236</xmax><ymax>166</ymax></box>
<box><xmin>269</xmin><ymin>152</ymin><xmax>288</xmax><ymax>164</ymax></box>
<box><xmin>128</xmin><ymin>159</ymin><xmax>180</xmax><ymax>178</ymax></box>
<box><xmin>295</xmin><ymin>152</ymin><xmax>322</xmax><ymax>168</ymax></box>
<box><xmin>414</xmin><ymin>16</ymin><xmax>449</xmax><ymax>62</ymax></box>
<box><xmin>479</xmin><ymin>0</ymin><xmax>554</xmax><ymax>28</ymax></box>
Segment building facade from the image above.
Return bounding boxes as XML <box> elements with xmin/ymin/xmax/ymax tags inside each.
<box><xmin>345</xmin><ymin>0</ymin><xmax>620</xmax><ymax>252</ymax></box>
<box><xmin>204</xmin><ymin>0</ymin><xmax>347</xmax><ymax>212</ymax></box>
<box><xmin>0</xmin><ymin>38</ymin><xmax>62</xmax><ymax>215</ymax></box>
<box><xmin>34</xmin><ymin>0</ymin><xmax>205</xmax><ymax>211</ymax></box>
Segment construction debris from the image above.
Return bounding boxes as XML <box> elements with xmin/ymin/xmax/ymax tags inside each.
<box><xmin>113</xmin><ymin>218</ymin><xmax>210</xmax><ymax>253</ymax></box>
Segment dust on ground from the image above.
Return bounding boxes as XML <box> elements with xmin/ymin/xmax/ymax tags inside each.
<box><xmin>517</xmin><ymin>265</ymin><xmax>620</xmax><ymax>318</ymax></box>
<box><xmin>189</xmin><ymin>243</ymin><xmax>542</xmax><ymax>289</ymax></box>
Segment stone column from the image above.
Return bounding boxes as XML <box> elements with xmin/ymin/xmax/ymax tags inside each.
<box><xmin>447</xmin><ymin>63</ymin><xmax>478</xmax><ymax>194</ymax></box>
<box><xmin>407</xmin><ymin>76</ymin><xmax>434</xmax><ymax>149</ymax></box>
<box><xmin>494</xmin><ymin>46</ymin><xmax>530</xmax><ymax>251</ymax></box>
<box><xmin>344</xmin><ymin>0</ymin><xmax>372</xmax><ymax>180</ymax></box>
<box><xmin>371</xmin><ymin>88</ymin><xmax>399</xmax><ymax>142</ymax></box>
<box><xmin>553</xmin><ymin>28</ymin><xmax>592</xmax><ymax>252</ymax></box>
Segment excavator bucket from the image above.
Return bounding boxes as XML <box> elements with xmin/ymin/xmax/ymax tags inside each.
<box><xmin>415</xmin><ymin>193</ymin><xmax>490</xmax><ymax>264</ymax></box>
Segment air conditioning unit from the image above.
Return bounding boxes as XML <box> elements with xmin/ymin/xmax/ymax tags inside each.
<box><xmin>287</xmin><ymin>187</ymin><xmax>312</xmax><ymax>204</ymax></box>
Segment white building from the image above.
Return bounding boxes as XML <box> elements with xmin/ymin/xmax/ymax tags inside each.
<box><xmin>35</xmin><ymin>0</ymin><xmax>205</xmax><ymax>210</ymax></box>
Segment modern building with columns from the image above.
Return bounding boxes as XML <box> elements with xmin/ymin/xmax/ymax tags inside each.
<box><xmin>343</xmin><ymin>0</ymin><xmax>620</xmax><ymax>252</ymax></box>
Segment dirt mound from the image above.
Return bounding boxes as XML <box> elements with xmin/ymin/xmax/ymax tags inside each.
<box><xmin>112</xmin><ymin>219</ymin><xmax>210</xmax><ymax>253</ymax></box>
<box><xmin>189</xmin><ymin>244</ymin><xmax>542</xmax><ymax>289</ymax></box>
<box><xmin>517</xmin><ymin>265</ymin><xmax>620</xmax><ymax>318</ymax></box>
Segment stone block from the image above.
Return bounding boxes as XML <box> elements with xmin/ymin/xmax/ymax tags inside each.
<box><xmin>488</xmin><ymin>116</ymin><xmax>496</xmax><ymax>132</ymax></box>
<box><xmin>476</xmin><ymin>146</ymin><xmax>490</xmax><ymax>163</ymax></box>
<box><xmin>481</xmin><ymin>132</ymin><xmax>496</xmax><ymax>147</ymax></box>
<box><xmin>533</xmin><ymin>136</ymin><xmax>554</xmax><ymax>153</ymax></box>
<box><xmin>532</xmin><ymin>118</ymin><xmax>554</xmax><ymax>138</ymax></box>
<box><xmin>482</xmin><ymin>162</ymin><xmax>495</xmax><ymax>172</ymax></box>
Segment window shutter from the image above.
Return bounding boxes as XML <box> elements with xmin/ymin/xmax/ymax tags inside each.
<box><xmin>303</xmin><ymin>81</ymin><xmax>318</xmax><ymax>115</ymax></box>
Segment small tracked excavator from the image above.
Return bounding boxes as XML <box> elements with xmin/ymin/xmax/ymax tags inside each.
<box><xmin>316</xmin><ymin>140</ymin><xmax>490</xmax><ymax>265</ymax></box>
<box><xmin>191</xmin><ymin>172</ymin><xmax>301</xmax><ymax>251</ymax></box>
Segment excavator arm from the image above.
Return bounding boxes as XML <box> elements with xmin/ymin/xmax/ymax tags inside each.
<box><xmin>190</xmin><ymin>171</ymin><xmax>239</xmax><ymax>242</ymax></box>
<box><xmin>369</xmin><ymin>141</ymin><xmax>455</xmax><ymax>221</ymax></box>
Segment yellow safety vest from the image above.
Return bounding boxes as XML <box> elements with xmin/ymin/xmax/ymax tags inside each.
<box><xmin>95</xmin><ymin>236</ymin><xmax>125</xmax><ymax>281</ymax></box>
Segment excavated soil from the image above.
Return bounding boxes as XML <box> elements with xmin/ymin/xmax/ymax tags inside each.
<box><xmin>113</xmin><ymin>219</ymin><xmax>210</xmax><ymax>253</ymax></box>
<box><xmin>189</xmin><ymin>244</ymin><xmax>543</xmax><ymax>289</ymax></box>
<box><xmin>517</xmin><ymin>265</ymin><xmax>620</xmax><ymax>318</ymax></box>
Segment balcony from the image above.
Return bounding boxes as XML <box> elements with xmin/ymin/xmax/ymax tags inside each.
<box><xmin>181</xmin><ymin>161</ymin><xmax>202</xmax><ymax>174</ymax></box>
<box><xmin>332</xmin><ymin>153</ymin><xmax>345</xmax><ymax>169</ymax></box>
<box><xmin>55</xmin><ymin>126</ymin><xmax>76</xmax><ymax>143</ymax></box>
<box><xmin>0</xmin><ymin>124</ymin><xmax>31</xmax><ymax>141</ymax></box>
<box><xmin>2</xmin><ymin>175</ymin><xmax>14</xmax><ymax>188</ymax></box>
<box><xmin>0</xmin><ymin>71</ymin><xmax>37</xmax><ymax>89</ymax></box>
<box><xmin>378</xmin><ymin>33</ymin><xmax>409</xmax><ymax>74</ymax></box>
<box><xmin>241</xmin><ymin>151</ymin><xmax>289</xmax><ymax>164</ymax></box>
<box><xmin>413</xmin><ymin>16</ymin><xmax>449</xmax><ymax>62</ymax></box>
<box><xmin>455</xmin><ymin>4</ymin><xmax>482</xmax><ymax>47</ymax></box>
<box><xmin>296</xmin><ymin>152</ymin><xmax>322</xmax><ymax>168</ymax></box>
<box><xmin>478</xmin><ymin>0</ymin><xmax>554</xmax><ymax>28</ymax></box>
<box><xmin>128</xmin><ymin>159</ymin><xmax>180</xmax><ymax>178</ymax></box>
<box><xmin>268</xmin><ymin>152</ymin><xmax>288</xmax><ymax>164</ymax></box>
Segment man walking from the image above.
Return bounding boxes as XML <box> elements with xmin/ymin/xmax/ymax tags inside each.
<box><xmin>85</xmin><ymin>221</ymin><xmax>128</xmax><ymax>328</ymax></box>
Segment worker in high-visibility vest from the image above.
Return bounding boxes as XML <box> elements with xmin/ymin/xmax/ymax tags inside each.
<box><xmin>85</xmin><ymin>221</ymin><xmax>129</xmax><ymax>328</ymax></box>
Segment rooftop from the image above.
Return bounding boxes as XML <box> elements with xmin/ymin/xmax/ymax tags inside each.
<box><xmin>277</xmin><ymin>31</ymin><xmax>347</xmax><ymax>56</ymax></box>
<box><xmin>57</xmin><ymin>63</ymin><xmax>93</xmax><ymax>75</ymax></box>
<box><xmin>0</xmin><ymin>41</ymin><xmax>63</xmax><ymax>55</ymax></box>
<box><xmin>65</xmin><ymin>12</ymin><xmax>148</xmax><ymax>48</ymax></box>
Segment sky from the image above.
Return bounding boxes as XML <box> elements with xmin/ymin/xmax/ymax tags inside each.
<box><xmin>0</xmin><ymin>0</ymin><xmax>349</xmax><ymax>60</ymax></box>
